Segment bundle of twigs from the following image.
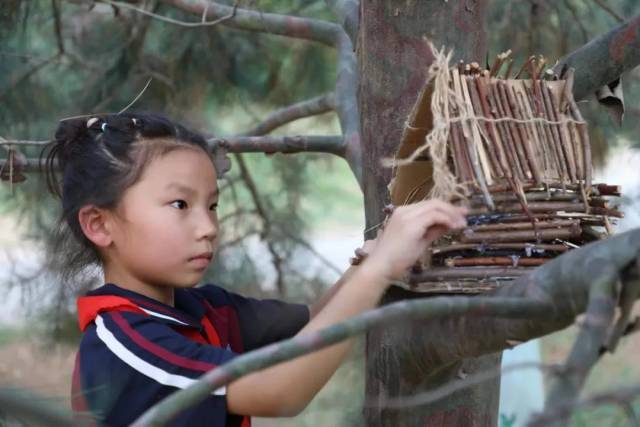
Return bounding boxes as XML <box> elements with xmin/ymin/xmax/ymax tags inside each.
<box><xmin>396</xmin><ymin>52</ymin><xmax>623</xmax><ymax>294</ymax></box>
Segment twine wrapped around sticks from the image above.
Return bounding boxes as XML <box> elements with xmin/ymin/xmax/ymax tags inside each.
<box><xmin>384</xmin><ymin>43</ymin><xmax>588</xmax><ymax>207</ymax></box>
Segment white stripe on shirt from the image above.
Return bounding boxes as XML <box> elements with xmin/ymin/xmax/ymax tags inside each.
<box><xmin>139</xmin><ymin>308</ymin><xmax>190</xmax><ymax>326</ymax></box>
<box><xmin>94</xmin><ymin>315</ymin><xmax>226</xmax><ymax>396</ymax></box>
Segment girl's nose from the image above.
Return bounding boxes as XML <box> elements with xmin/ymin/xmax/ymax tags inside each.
<box><xmin>196</xmin><ymin>210</ymin><xmax>218</xmax><ymax>241</ymax></box>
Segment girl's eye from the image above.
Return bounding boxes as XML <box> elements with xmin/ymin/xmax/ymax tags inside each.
<box><xmin>170</xmin><ymin>200</ymin><xmax>188</xmax><ymax>210</ymax></box>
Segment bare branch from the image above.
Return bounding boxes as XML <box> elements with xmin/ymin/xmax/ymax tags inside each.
<box><xmin>0</xmin><ymin>53</ymin><xmax>61</xmax><ymax>100</ymax></box>
<box><xmin>362</xmin><ymin>227</ymin><xmax>640</xmax><ymax>415</ymax></box>
<box><xmin>243</xmin><ymin>93</ymin><xmax>336</xmax><ymax>136</ymax></box>
<box><xmin>561</xmin><ymin>0</ymin><xmax>589</xmax><ymax>44</ymax></box>
<box><xmin>97</xmin><ymin>0</ymin><xmax>239</xmax><ymax>28</ymax></box>
<box><xmin>51</xmin><ymin>0</ymin><xmax>65</xmax><ymax>54</ymax></box>
<box><xmin>133</xmin><ymin>296</ymin><xmax>554</xmax><ymax>426</ymax></box>
<box><xmin>528</xmin><ymin>383</ymin><xmax>640</xmax><ymax>427</ymax></box>
<box><xmin>0</xmin><ymin>387</ymin><xmax>75</xmax><ymax>427</ymax></box>
<box><xmin>334</xmin><ymin>32</ymin><xmax>362</xmax><ymax>183</ymax></box>
<box><xmin>209</xmin><ymin>135</ymin><xmax>345</xmax><ymax>156</ymax></box>
<box><xmin>128</xmin><ymin>228</ymin><xmax>640</xmax><ymax>426</ymax></box>
<box><xmin>369</xmin><ymin>361</ymin><xmax>563</xmax><ymax>410</ymax></box>
<box><xmin>544</xmin><ymin>275</ymin><xmax>617</xmax><ymax>417</ymax></box>
<box><xmin>0</xmin><ymin>140</ymin><xmax>51</xmax><ymax>147</ymax></box>
<box><xmin>233</xmin><ymin>153</ymin><xmax>286</xmax><ymax>296</ymax></box>
<box><xmin>117</xmin><ymin>77</ymin><xmax>153</xmax><ymax>114</ymax></box>
<box><xmin>325</xmin><ymin>0</ymin><xmax>359</xmax><ymax>45</ymax></box>
<box><xmin>591</xmin><ymin>0</ymin><xmax>624</xmax><ymax>23</ymax></box>
<box><xmin>554</xmin><ymin>14</ymin><xmax>640</xmax><ymax>100</ymax></box>
<box><xmin>7</xmin><ymin>93</ymin><xmax>339</xmax><ymax>173</ymax></box>
<box><xmin>159</xmin><ymin>0</ymin><xmax>341</xmax><ymax>46</ymax></box>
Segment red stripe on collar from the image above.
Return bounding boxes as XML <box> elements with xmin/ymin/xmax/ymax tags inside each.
<box><xmin>77</xmin><ymin>295</ymin><xmax>145</xmax><ymax>332</ymax></box>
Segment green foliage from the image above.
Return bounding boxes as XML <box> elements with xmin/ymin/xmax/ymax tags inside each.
<box><xmin>0</xmin><ymin>0</ymin><xmax>344</xmax><ymax>314</ymax></box>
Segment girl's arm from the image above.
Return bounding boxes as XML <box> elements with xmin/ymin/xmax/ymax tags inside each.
<box><xmin>226</xmin><ymin>200</ymin><xmax>467</xmax><ymax>417</ymax></box>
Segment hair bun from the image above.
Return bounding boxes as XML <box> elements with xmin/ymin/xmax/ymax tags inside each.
<box><xmin>55</xmin><ymin>118</ymin><xmax>91</xmax><ymax>147</ymax></box>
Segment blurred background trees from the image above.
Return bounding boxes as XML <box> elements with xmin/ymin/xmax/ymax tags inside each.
<box><xmin>2</xmin><ymin>1</ymin><xmax>640</xmax><ymax>426</ymax></box>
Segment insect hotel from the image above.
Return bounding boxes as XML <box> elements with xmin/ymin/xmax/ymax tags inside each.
<box><xmin>388</xmin><ymin>49</ymin><xmax>623</xmax><ymax>293</ymax></box>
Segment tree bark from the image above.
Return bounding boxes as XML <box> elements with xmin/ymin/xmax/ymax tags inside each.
<box><xmin>357</xmin><ymin>1</ymin><xmax>492</xmax><ymax>425</ymax></box>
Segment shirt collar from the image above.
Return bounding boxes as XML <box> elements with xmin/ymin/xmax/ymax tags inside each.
<box><xmin>86</xmin><ymin>283</ymin><xmax>206</xmax><ymax>328</ymax></box>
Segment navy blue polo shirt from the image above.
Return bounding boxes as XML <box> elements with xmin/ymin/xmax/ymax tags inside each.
<box><xmin>71</xmin><ymin>283</ymin><xmax>310</xmax><ymax>427</ymax></box>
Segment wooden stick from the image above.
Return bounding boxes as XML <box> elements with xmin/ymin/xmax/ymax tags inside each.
<box><xmin>590</xmin><ymin>207</ymin><xmax>624</xmax><ymax>218</ymax></box>
<box><xmin>489</xmin><ymin>50</ymin><xmax>512</xmax><ymax>77</ymax></box>
<box><xmin>460</xmin><ymin>75</ymin><xmax>495</xmax><ymax>208</ymax></box>
<box><xmin>525</xmin><ymin>83</ymin><xmax>567</xmax><ymax>185</ymax></box>
<box><xmin>485</xmin><ymin>77</ymin><xmax>520</xmax><ymax>179</ymax></box>
<box><xmin>541</xmin><ymin>82</ymin><xmax>577</xmax><ymax>183</ymax></box>
<box><xmin>445</xmin><ymin>257</ymin><xmax>548</xmax><ymax>267</ymax></box>
<box><xmin>503</xmin><ymin>81</ymin><xmax>543</xmax><ymax>182</ymax></box>
<box><xmin>466</xmin><ymin>75</ymin><xmax>502</xmax><ymax>178</ymax></box>
<box><xmin>516</xmin><ymin>85</ymin><xmax>555</xmax><ymax>182</ymax></box>
<box><xmin>485</xmin><ymin>181</ymin><xmax>621</xmax><ymax>194</ymax></box>
<box><xmin>432</xmin><ymin>243</ymin><xmax>570</xmax><ymax>254</ymax></box>
<box><xmin>468</xmin><ymin>201</ymin><xmax>578</xmax><ymax>215</ymax></box>
<box><xmin>492</xmin><ymin>213</ymin><xmax>609</xmax><ymax>224</ymax></box>
<box><xmin>503</xmin><ymin>58</ymin><xmax>514</xmax><ymax>79</ymax></box>
<box><xmin>476</xmin><ymin>76</ymin><xmax>510</xmax><ymax>177</ymax></box>
<box><xmin>565</xmin><ymin>69</ymin><xmax>592</xmax><ymax>190</ymax></box>
<box><xmin>514</xmin><ymin>56</ymin><xmax>535</xmax><ymax>79</ymax></box>
<box><xmin>512</xmin><ymin>80</ymin><xmax>552</xmax><ymax>181</ymax></box>
<box><xmin>565</xmin><ymin>106</ymin><xmax>584</xmax><ymax>181</ymax></box>
<box><xmin>458</xmin><ymin>225</ymin><xmax>581</xmax><ymax>243</ymax></box>
<box><xmin>496</xmin><ymin>81</ymin><xmax>531</xmax><ymax>179</ymax></box>
<box><xmin>410</xmin><ymin>267</ymin><xmax>534</xmax><ymax>282</ymax></box>
<box><xmin>450</xmin><ymin>69</ymin><xmax>475</xmax><ymax>185</ymax></box>
<box><xmin>470</xmin><ymin>191</ymin><xmax>579</xmax><ymax>203</ymax></box>
<box><xmin>592</xmin><ymin>183</ymin><xmax>622</xmax><ymax>196</ymax></box>
<box><xmin>452</xmin><ymin>67</ymin><xmax>478</xmax><ymax>187</ymax></box>
<box><xmin>561</xmin><ymin>71</ymin><xmax>585</xmax><ymax>182</ymax></box>
<box><xmin>469</xmin><ymin>219</ymin><xmax>579</xmax><ymax>232</ymax></box>
<box><xmin>489</xmin><ymin>79</ymin><xmax>525</xmax><ymax>179</ymax></box>
<box><xmin>603</xmin><ymin>216</ymin><xmax>614</xmax><ymax>235</ymax></box>
<box><xmin>403</xmin><ymin>281</ymin><xmax>501</xmax><ymax>294</ymax></box>
<box><xmin>447</xmin><ymin>74</ymin><xmax>466</xmax><ymax>182</ymax></box>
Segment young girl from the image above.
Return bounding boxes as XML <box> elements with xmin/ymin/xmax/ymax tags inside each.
<box><xmin>44</xmin><ymin>112</ymin><xmax>467</xmax><ymax>426</ymax></box>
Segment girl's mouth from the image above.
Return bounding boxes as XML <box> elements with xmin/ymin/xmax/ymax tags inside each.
<box><xmin>189</xmin><ymin>252</ymin><xmax>213</xmax><ymax>269</ymax></box>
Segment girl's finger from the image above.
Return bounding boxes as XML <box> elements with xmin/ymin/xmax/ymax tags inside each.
<box><xmin>410</xmin><ymin>203</ymin><xmax>467</xmax><ymax>229</ymax></box>
<box><xmin>417</xmin><ymin>211</ymin><xmax>463</xmax><ymax>236</ymax></box>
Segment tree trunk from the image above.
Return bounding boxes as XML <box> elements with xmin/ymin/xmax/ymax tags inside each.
<box><xmin>357</xmin><ymin>1</ymin><xmax>495</xmax><ymax>425</ymax></box>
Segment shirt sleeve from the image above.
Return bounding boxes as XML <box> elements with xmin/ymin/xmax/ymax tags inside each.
<box><xmin>198</xmin><ymin>284</ymin><xmax>310</xmax><ymax>352</ymax></box>
<box><xmin>77</xmin><ymin>311</ymin><xmax>237</xmax><ymax>426</ymax></box>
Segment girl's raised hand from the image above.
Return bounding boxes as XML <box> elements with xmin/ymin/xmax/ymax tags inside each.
<box><xmin>365</xmin><ymin>200</ymin><xmax>468</xmax><ymax>281</ymax></box>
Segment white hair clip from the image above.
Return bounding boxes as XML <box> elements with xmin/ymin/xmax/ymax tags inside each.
<box><xmin>86</xmin><ymin>117</ymin><xmax>99</xmax><ymax>128</ymax></box>
<box><xmin>132</xmin><ymin>118</ymin><xmax>138</xmax><ymax>126</ymax></box>
<box><xmin>101</xmin><ymin>122</ymin><xmax>107</xmax><ymax>132</ymax></box>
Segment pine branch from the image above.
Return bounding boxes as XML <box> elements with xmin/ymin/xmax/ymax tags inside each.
<box><xmin>96</xmin><ymin>0</ymin><xmax>240</xmax><ymax>28</ymax></box>
<box><xmin>159</xmin><ymin>0</ymin><xmax>342</xmax><ymax>46</ymax></box>
<box><xmin>133</xmin><ymin>296</ymin><xmax>554</xmax><ymax>427</ymax></box>
<box><xmin>243</xmin><ymin>93</ymin><xmax>336</xmax><ymax>136</ymax></box>
<box><xmin>325</xmin><ymin>0</ymin><xmax>359</xmax><ymax>45</ymax></box>
<box><xmin>0</xmin><ymin>387</ymin><xmax>75</xmax><ymax>427</ymax></box>
<box><xmin>132</xmin><ymin>228</ymin><xmax>640</xmax><ymax>427</ymax></box>
<box><xmin>209</xmin><ymin>135</ymin><xmax>345</xmax><ymax>156</ymax></box>
<box><xmin>554</xmin><ymin>14</ymin><xmax>640</xmax><ymax>100</ymax></box>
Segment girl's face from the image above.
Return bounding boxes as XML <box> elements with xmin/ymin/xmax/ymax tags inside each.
<box><xmin>103</xmin><ymin>147</ymin><xmax>219</xmax><ymax>300</ymax></box>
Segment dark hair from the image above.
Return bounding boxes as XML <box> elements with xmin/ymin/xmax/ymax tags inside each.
<box><xmin>42</xmin><ymin>112</ymin><xmax>211</xmax><ymax>281</ymax></box>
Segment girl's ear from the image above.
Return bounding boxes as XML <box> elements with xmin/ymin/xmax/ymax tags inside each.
<box><xmin>78</xmin><ymin>205</ymin><xmax>113</xmax><ymax>248</ymax></box>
